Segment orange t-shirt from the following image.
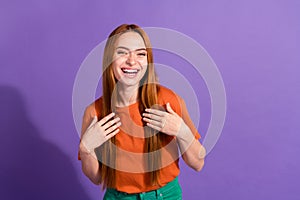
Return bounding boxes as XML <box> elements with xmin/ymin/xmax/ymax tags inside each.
<box><xmin>79</xmin><ymin>86</ymin><xmax>200</xmax><ymax>193</ymax></box>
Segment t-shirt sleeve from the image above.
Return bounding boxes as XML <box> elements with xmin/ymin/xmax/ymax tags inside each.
<box><xmin>179</xmin><ymin>97</ymin><xmax>201</xmax><ymax>140</ymax></box>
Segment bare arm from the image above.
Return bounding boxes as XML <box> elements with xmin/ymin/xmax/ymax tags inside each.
<box><xmin>176</xmin><ymin>123</ymin><xmax>206</xmax><ymax>171</ymax></box>
<box><xmin>79</xmin><ymin>142</ymin><xmax>101</xmax><ymax>184</ymax></box>
<box><xmin>79</xmin><ymin>108</ymin><xmax>121</xmax><ymax>184</ymax></box>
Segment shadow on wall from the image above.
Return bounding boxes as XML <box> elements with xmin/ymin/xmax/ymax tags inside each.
<box><xmin>0</xmin><ymin>85</ymin><xmax>90</xmax><ymax>200</ymax></box>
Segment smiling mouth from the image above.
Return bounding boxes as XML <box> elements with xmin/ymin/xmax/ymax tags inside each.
<box><xmin>121</xmin><ymin>68</ymin><xmax>140</xmax><ymax>74</ymax></box>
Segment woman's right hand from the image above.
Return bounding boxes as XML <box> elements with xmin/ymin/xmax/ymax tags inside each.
<box><xmin>80</xmin><ymin>112</ymin><xmax>121</xmax><ymax>153</ymax></box>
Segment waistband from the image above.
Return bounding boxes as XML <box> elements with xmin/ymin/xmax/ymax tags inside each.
<box><xmin>105</xmin><ymin>177</ymin><xmax>180</xmax><ymax>199</ymax></box>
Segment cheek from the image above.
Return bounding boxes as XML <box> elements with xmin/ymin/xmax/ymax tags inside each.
<box><xmin>137</xmin><ymin>58</ymin><xmax>148</xmax><ymax>71</ymax></box>
<box><xmin>137</xmin><ymin>57</ymin><xmax>148</xmax><ymax>65</ymax></box>
<box><xmin>112</xmin><ymin>56</ymin><xmax>123</xmax><ymax>65</ymax></box>
<box><xmin>140</xmin><ymin>58</ymin><xmax>148</xmax><ymax>69</ymax></box>
<box><xmin>140</xmin><ymin>65</ymin><xmax>148</xmax><ymax>78</ymax></box>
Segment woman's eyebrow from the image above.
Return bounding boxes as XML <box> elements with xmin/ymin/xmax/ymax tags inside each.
<box><xmin>116</xmin><ymin>46</ymin><xmax>146</xmax><ymax>51</ymax></box>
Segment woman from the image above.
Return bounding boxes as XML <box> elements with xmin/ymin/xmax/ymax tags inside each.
<box><xmin>78</xmin><ymin>24</ymin><xmax>206</xmax><ymax>200</ymax></box>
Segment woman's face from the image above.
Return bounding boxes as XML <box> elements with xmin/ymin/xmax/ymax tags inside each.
<box><xmin>112</xmin><ymin>31</ymin><xmax>148</xmax><ymax>88</ymax></box>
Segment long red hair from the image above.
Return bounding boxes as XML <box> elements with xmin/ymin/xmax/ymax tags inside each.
<box><xmin>96</xmin><ymin>24</ymin><xmax>163</xmax><ymax>189</ymax></box>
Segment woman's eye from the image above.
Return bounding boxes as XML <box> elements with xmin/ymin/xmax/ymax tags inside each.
<box><xmin>117</xmin><ymin>51</ymin><xmax>128</xmax><ymax>55</ymax></box>
<box><xmin>137</xmin><ymin>52</ymin><xmax>147</xmax><ymax>56</ymax></box>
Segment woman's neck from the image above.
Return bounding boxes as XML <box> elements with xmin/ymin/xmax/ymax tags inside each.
<box><xmin>116</xmin><ymin>84</ymin><xmax>139</xmax><ymax>107</ymax></box>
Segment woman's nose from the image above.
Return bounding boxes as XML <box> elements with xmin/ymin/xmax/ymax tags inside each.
<box><xmin>126</xmin><ymin>52</ymin><xmax>136</xmax><ymax>66</ymax></box>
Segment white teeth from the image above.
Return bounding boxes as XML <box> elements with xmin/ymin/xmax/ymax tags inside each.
<box><xmin>122</xmin><ymin>69</ymin><xmax>138</xmax><ymax>73</ymax></box>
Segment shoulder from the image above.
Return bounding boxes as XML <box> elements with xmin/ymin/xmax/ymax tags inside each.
<box><xmin>158</xmin><ymin>85</ymin><xmax>184</xmax><ymax>114</ymax></box>
<box><xmin>158</xmin><ymin>85</ymin><xmax>182</xmax><ymax>101</ymax></box>
<box><xmin>81</xmin><ymin>97</ymin><xmax>103</xmax><ymax>135</ymax></box>
<box><xmin>84</xmin><ymin>97</ymin><xmax>103</xmax><ymax>119</ymax></box>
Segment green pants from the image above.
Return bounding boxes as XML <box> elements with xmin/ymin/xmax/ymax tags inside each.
<box><xmin>103</xmin><ymin>177</ymin><xmax>182</xmax><ymax>200</ymax></box>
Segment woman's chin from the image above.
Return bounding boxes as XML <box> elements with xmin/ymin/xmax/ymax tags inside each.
<box><xmin>117</xmin><ymin>78</ymin><xmax>141</xmax><ymax>88</ymax></box>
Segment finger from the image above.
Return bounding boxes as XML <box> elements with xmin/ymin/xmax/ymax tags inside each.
<box><xmin>102</xmin><ymin>117</ymin><xmax>121</xmax><ymax>130</ymax></box>
<box><xmin>166</xmin><ymin>102</ymin><xmax>176</xmax><ymax>114</ymax></box>
<box><xmin>145</xmin><ymin>108</ymin><xmax>166</xmax><ymax>117</ymax></box>
<box><xmin>87</xmin><ymin>116</ymin><xmax>98</xmax><ymax>129</ymax></box>
<box><xmin>146</xmin><ymin>122</ymin><xmax>162</xmax><ymax>131</ymax></box>
<box><xmin>105</xmin><ymin>128</ymin><xmax>120</xmax><ymax>140</ymax></box>
<box><xmin>143</xmin><ymin>117</ymin><xmax>162</xmax><ymax>127</ymax></box>
<box><xmin>98</xmin><ymin>112</ymin><xmax>115</xmax><ymax>126</ymax></box>
<box><xmin>142</xmin><ymin>112</ymin><xmax>162</xmax><ymax>122</ymax></box>
<box><xmin>104</xmin><ymin>122</ymin><xmax>122</xmax><ymax>135</ymax></box>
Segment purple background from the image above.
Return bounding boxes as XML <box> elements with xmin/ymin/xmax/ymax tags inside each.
<box><xmin>1</xmin><ymin>0</ymin><xmax>299</xmax><ymax>199</ymax></box>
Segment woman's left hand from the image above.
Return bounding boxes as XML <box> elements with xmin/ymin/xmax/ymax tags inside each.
<box><xmin>142</xmin><ymin>102</ymin><xmax>185</xmax><ymax>136</ymax></box>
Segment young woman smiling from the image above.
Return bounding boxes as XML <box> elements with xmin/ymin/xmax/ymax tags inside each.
<box><xmin>78</xmin><ymin>24</ymin><xmax>206</xmax><ymax>200</ymax></box>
